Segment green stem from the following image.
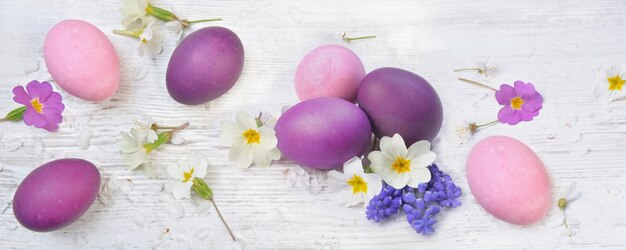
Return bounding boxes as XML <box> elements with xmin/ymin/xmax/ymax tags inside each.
<box><xmin>474</xmin><ymin>120</ymin><xmax>499</xmax><ymax>128</ymax></box>
<box><xmin>179</xmin><ymin>18</ymin><xmax>223</xmax><ymax>28</ymax></box>
<box><xmin>468</xmin><ymin>120</ymin><xmax>499</xmax><ymax>135</ymax></box>
<box><xmin>255</xmin><ymin>113</ymin><xmax>263</xmax><ymax>128</ymax></box>
<box><xmin>192</xmin><ymin>177</ymin><xmax>236</xmax><ymax>241</ymax></box>
<box><xmin>113</xmin><ymin>29</ymin><xmax>141</xmax><ymax>38</ymax></box>
<box><xmin>453</xmin><ymin>68</ymin><xmax>480</xmax><ymax>72</ymax></box>
<box><xmin>342</xmin><ymin>33</ymin><xmax>376</xmax><ymax>43</ymax></box>
<box><xmin>458</xmin><ymin>78</ymin><xmax>498</xmax><ymax>92</ymax></box>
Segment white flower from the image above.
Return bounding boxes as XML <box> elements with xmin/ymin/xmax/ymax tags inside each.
<box><xmin>166</xmin><ymin>153</ymin><xmax>208</xmax><ymax>199</ymax></box>
<box><xmin>558</xmin><ymin>182</ymin><xmax>579</xmax><ymax>211</ymax></box>
<box><xmin>368</xmin><ymin>134</ymin><xmax>435</xmax><ymax>189</ymax></box>
<box><xmin>121</xmin><ymin>0</ymin><xmax>149</xmax><ymax>28</ymax></box>
<box><xmin>594</xmin><ymin>64</ymin><xmax>626</xmax><ymax>110</ymax></box>
<box><xmin>328</xmin><ymin>157</ymin><xmax>382</xmax><ymax>207</ymax></box>
<box><xmin>137</xmin><ymin>17</ymin><xmax>164</xmax><ymax>58</ymax></box>
<box><xmin>119</xmin><ymin>118</ymin><xmax>158</xmax><ymax>174</ymax></box>
<box><xmin>219</xmin><ymin>111</ymin><xmax>281</xmax><ymax>169</ymax></box>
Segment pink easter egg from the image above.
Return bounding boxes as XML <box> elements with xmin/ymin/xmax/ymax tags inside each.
<box><xmin>44</xmin><ymin>20</ymin><xmax>120</xmax><ymax>102</ymax></box>
<box><xmin>466</xmin><ymin>136</ymin><xmax>551</xmax><ymax>225</ymax></box>
<box><xmin>295</xmin><ymin>45</ymin><xmax>365</xmax><ymax>102</ymax></box>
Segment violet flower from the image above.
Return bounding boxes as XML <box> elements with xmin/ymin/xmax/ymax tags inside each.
<box><xmin>495</xmin><ymin>81</ymin><xmax>543</xmax><ymax>125</ymax></box>
<box><xmin>10</xmin><ymin>80</ymin><xmax>65</xmax><ymax>131</ymax></box>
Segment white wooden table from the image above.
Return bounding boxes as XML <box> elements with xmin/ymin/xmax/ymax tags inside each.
<box><xmin>1</xmin><ymin>0</ymin><xmax>626</xmax><ymax>249</ymax></box>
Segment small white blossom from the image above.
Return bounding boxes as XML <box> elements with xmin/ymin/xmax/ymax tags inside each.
<box><xmin>220</xmin><ymin>112</ymin><xmax>281</xmax><ymax>169</ymax></box>
<box><xmin>137</xmin><ymin>17</ymin><xmax>165</xmax><ymax>58</ymax></box>
<box><xmin>368</xmin><ymin>134</ymin><xmax>435</xmax><ymax>189</ymax></box>
<box><xmin>120</xmin><ymin>0</ymin><xmax>149</xmax><ymax>28</ymax></box>
<box><xmin>594</xmin><ymin>64</ymin><xmax>626</xmax><ymax>111</ymax></box>
<box><xmin>328</xmin><ymin>157</ymin><xmax>382</xmax><ymax>207</ymax></box>
<box><xmin>166</xmin><ymin>153</ymin><xmax>208</xmax><ymax>199</ymax></box>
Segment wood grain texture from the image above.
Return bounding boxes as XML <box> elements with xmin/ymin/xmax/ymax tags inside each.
<box><xmin>1</xmin><ymin>0</ymin><xmax>626</xmax><ymax>249</ymax></box>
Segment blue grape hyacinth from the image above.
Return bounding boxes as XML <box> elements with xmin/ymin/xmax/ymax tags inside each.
<box><xmin>366</xmin><ymin>164</ymin><xmax>462</xmax><ymax>235</ymax></box>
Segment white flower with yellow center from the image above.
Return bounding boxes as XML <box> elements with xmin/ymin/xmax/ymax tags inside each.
<box><xmin>328</xmin><ymin>157</ymin><xmax>382</xmax><ymax>207</ymax></box>
<box><xmin>594</xmin><ymin>64</ymin><xmax>626</xmax><ymax>110</ymax></box>
<box><xmin>166</xmin><ymin>153</ymin><xmax>208</xmax><ymax>199</ymax></box>
<box><xmin>368</xmin><ymin>134</ymin><xmax>436</xmax><ymax>189</ymax></box>
<box><xmin>220</xmin><ymin>111</ymin><xmax>281</xmax><ymax>169</ymax></box>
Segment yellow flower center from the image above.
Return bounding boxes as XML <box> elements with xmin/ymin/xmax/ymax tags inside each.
<box><xmin>510</xmin><ymin>96</ymin><xmax>524</xmax><ymax>110</ymax></box>
<box><xmin>182</xmin><ymin>168</ymin><xmax>194</xmax><ymax>183</ymax></box>
<box><xmin>347</xmin><ymin>174</ymin><xmax>368</xmax><ymax>194</ymax></box>
<box><xmin>30</xmin><ymin>98</ymin><xmax>44</xmax><ymax>114</ymax></box>
<box><xmin>242</xmin><ymin>129</ymin><xmax>261</xmax><ymax>144</ymax></box>
<box><xmin>608</xmin><ymin>75</ymin><xmax>625</xmax><ymax>91</ymax></box>
<box><xmin>557</xmin><ymin>197</ymin><xmax>567</xmax><ymax>211</ymax></box>
<box><xmin>392</xmin><ymin>157</ymin><xmax>411</xmax><ymax>173</ymax></box>
<box><xmin>141</xmin><ymin>38</ymin><xmax>148</xmax><ymax>44</ymax></box>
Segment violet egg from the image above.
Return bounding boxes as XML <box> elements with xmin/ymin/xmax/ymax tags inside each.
<box><xmin>166</xmin><ymin>26</ymin><xmax>244</xmax><ymax>105</ymax></box>
<box><xmin>357</xmin><ymin>67</ymin><xmax>443</xmax><ymax>144</ymax></box>
<box><xmin>275</xmin><ymin>97</ymin><xmax>372</xmax><ymax>170</ymax></box>
<box><xmin>13</xmin><ymin>159</ymin><xmax>100</xmax><ymax>232</ymax></box>
<box><xmin>295</xmin><ymin>45</ymin><xmax>366</xmax><ymax>102</ymax></box>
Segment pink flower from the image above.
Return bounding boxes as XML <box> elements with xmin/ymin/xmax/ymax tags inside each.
<box><xmin>495</xmin><ymin>81</ymin><xmax>543</xmax><ymax>125</ymax></box>
<box><xmin>12</xmin><ymin>80</ymin><xmax>65</xmax><ymax>131</ymax></box>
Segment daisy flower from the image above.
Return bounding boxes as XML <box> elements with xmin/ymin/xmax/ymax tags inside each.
<box><xmin>220</xmin><ymin>111</ymin><xmax>281</xmax><ymax>169</ymax></box>
<box><xmin>367</xmin><ymin>134</ymin><xmax>436</xmax><ymax>189</ymax></box>
<box><xmin>328</xmin><ymin>157</ymin><xmax>382</xmax><ymax>207</ymax></box>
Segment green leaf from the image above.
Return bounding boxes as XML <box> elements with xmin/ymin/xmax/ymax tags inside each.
<box><xmin>143</xmin><ymin>132</ymin><xmax>171</xmax><ymax>153</ymax></box>
<box><xmin>192</xmin><ymin>177</ymin><xmax>213</xmax><ymax>200</ymax></box>
<box><xmin>3</xmin><ymin>106</ymin><xmax>27</xmax><ymax>122</ymax></box>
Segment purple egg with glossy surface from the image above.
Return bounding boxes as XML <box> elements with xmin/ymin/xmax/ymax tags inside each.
<box><xmin>275</xmin><ymin>97</ymin><xmax>372</xmax><ymax>170</ymax></box>
<box><xmin>357</xmin><ymin>67</ymin><xmax>443</xmax><ymax>144</ymax></box>
<box><xmin>13</xmin><ymin>159</ymin><xmax>100</xmax><ymax>232</ymax></box>
<box><xmin>166</xmin><ymin>26</ymin><xmax>244</xmax><ymax>105</ymax></box>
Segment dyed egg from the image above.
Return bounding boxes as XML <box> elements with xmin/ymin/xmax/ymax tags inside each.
<box><xmin>13</xmin><ymin>159</ymin><xmax>101</xmax><ymax>232</ymax></box>
<box><xmin>466</xmin><ymin>136</ymin><xmax>551</xmax><ymax>225</ymax></box>
<box><xmin>44</xmin><ymin>20</ymin><xmax>120</xmax><ymax>102</ymax></box>
<box><xmin>357</xmin><ymin>67</ymin><xmax>442</xmax><ymax>144</ymax></box>
<box><xmin>275</xmin><ymin>97</ymin><xmax>372</xmax><ymax>170</ymax></box>
<box><xmin>166</xmin><ymin>26</ymin><xmax>244</xmax><ymax>105</ymax></box>
<box><xmin>295</xmin><ymin>45</ymin><xmax>365</xmax><ymax>102</ymax></box>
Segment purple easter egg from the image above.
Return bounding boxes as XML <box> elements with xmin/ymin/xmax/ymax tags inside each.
<box><xmin>275</xmin><ymin>97</ymin><xmax>372</xmax><ymax>170</ymax></box>
<box><xmin>166</xmin><ymin>26</ymin><xmax>244</xmax><ymax>105</ymax></box>
<box><xmin>357</xmin><ymin>67</ymin><xmax>443</xmax><ymax>144</ymax></box>
<box><xmin>13</xmin><ymin>159</ymin><xmax>100</xmax><ymax>232</ymax></box>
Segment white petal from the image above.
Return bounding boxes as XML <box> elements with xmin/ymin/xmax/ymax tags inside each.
<box><xmin>171</xmin><ymin>182</ymin><xmax>191</xmax><ymax>199</ymax></box>
<box><xmin>327</xmin><ymin>170</ymin><xmax>346</xmax><ymax>181</ymax></box>
<box><xmin>166</xmin><ymin>164</ymin><xmax>184</xmax><ymax>180</ymax></box>
<box><xmin>165</xmin><ymin>21</ymin><xmax>183</xmax><ymax>32</ymax></box>
<box><xmin>190</xmin><ymin>154</ymin><xmax>208</xmax><ymax>178</ymax></box>
<box><xmin>367</xmin><ymin>151</ymin><xmax>390</xmax><ymax>175</ymax></box>
<box><xmin>123</xmin><ymin>151</ymin><xmax>148</xmax><ymax>170</ymax></box>
<box><xmin>119</xmin><ymin>132</ymin><xmax>139</xmax><ymax>153</ymax></box>
<box><xmin>146</xmin><ymin>130</ymin><xmax>158</xmax><ymax>143</ymax></box>
<box><xmin>564</xmin><ymin>182</ymin><xmax>580</xmax><ymax>201</ymax></box>
<box><xmin>258</xmin><ymin>127</ymin><xmax>278</xmax><ymax>150</ymax></box>
<box><xmin>140</xmin><ymin>163</ymin><xmax>157</xmax><ymax>178</ymax></box>
<box><xmin>407</xmin><ymin>140</ymin><xmax>431</xmax><ymax>157</ymax></box>
<box><xmin>363</xmin><ymin>173</ymin><xmax>382</xmax><ymax>204</ymax></box>
<box><xmin>252</xmin><ymin>146</ymin><xmax>278</xmax><ymax>167</ymax></box>
<box><xmin>383</xmin><ymin>168</ymin><xmax>409</xmax><ymax>189</ymax></box>
<box><xmin>230</xmin><ymin>142</ymin><xmax>253</xmax><ymax>169</ymax></box>
<box><xmin>409</xmin><ymin>151</ymin><xmax>436</xmax><ymax>168</ymax></box>
<box><xmin>380</xmin><ymin>134</ymin><xmax>408</xmax><ymax>158</ymax></box>
<box><xmin>406</xmin><ymin>167</ymin><xmax>432</xmax><ymax>188</ymax></box>
<box><xmin>220</xmin><ymin>121</ymin><xmax>244</xmax><ymax>146</ymax></box>
<box><xmin>343</xmin><ymin>156</ymin><xmax>364</xmax><ymax>177</ymax></box>
<box><xmin>347</xmin><ymin>192</ymin><xmax>365</xmax><ymax>207</ymax></box>
<box><xmin>336</xmin><ymin>189</ymin><xmax>354</xmax><ymax>207</ymax></box>
<box><xmin>236</xmin><ymin>111</ymin><xmax>258</xmax><ymax>129</ymax></box>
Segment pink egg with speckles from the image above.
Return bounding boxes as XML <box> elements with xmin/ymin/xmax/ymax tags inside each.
<box><xmin>466</xmin><ymin>136</ymin><xmax>551</xmax><ymax>225</ymax></box>
<box><xmin>295</xmin><ymin>45</ymin><xmax>365</xmax><ymax>102</ymax></box>
<box><xmin>44</xmin><ymin>20</ymin><xmax>120</xmax><ymax>102</ymax></box>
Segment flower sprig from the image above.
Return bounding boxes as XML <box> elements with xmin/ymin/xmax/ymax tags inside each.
<box><xmin>454</xmin><ymin>61</ymin><xmax>499</xmax><ymax>77</ymax></box>
<box><xmin>456</xmin><ymin>78</ymin><xmax>543</xmax><ymax>136</ymax></box>
<box><xmin>119</xmin><ymin>118</ymin><xmax>188</xmax><ymax>176</ymax></box>
<box><xmin>1</xmin><ymin>80</ymin><xmax>64</xmax><ymax>132</ymax></box>
<box><xmin>115</xmin><ymin>0</ymin><xmax>222</xmax><ymax>57</ymax></box>
<box><xmin>165</xmin><ymin>153</ymin><xmax>236</xmax><ymax>241</ymax></box>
